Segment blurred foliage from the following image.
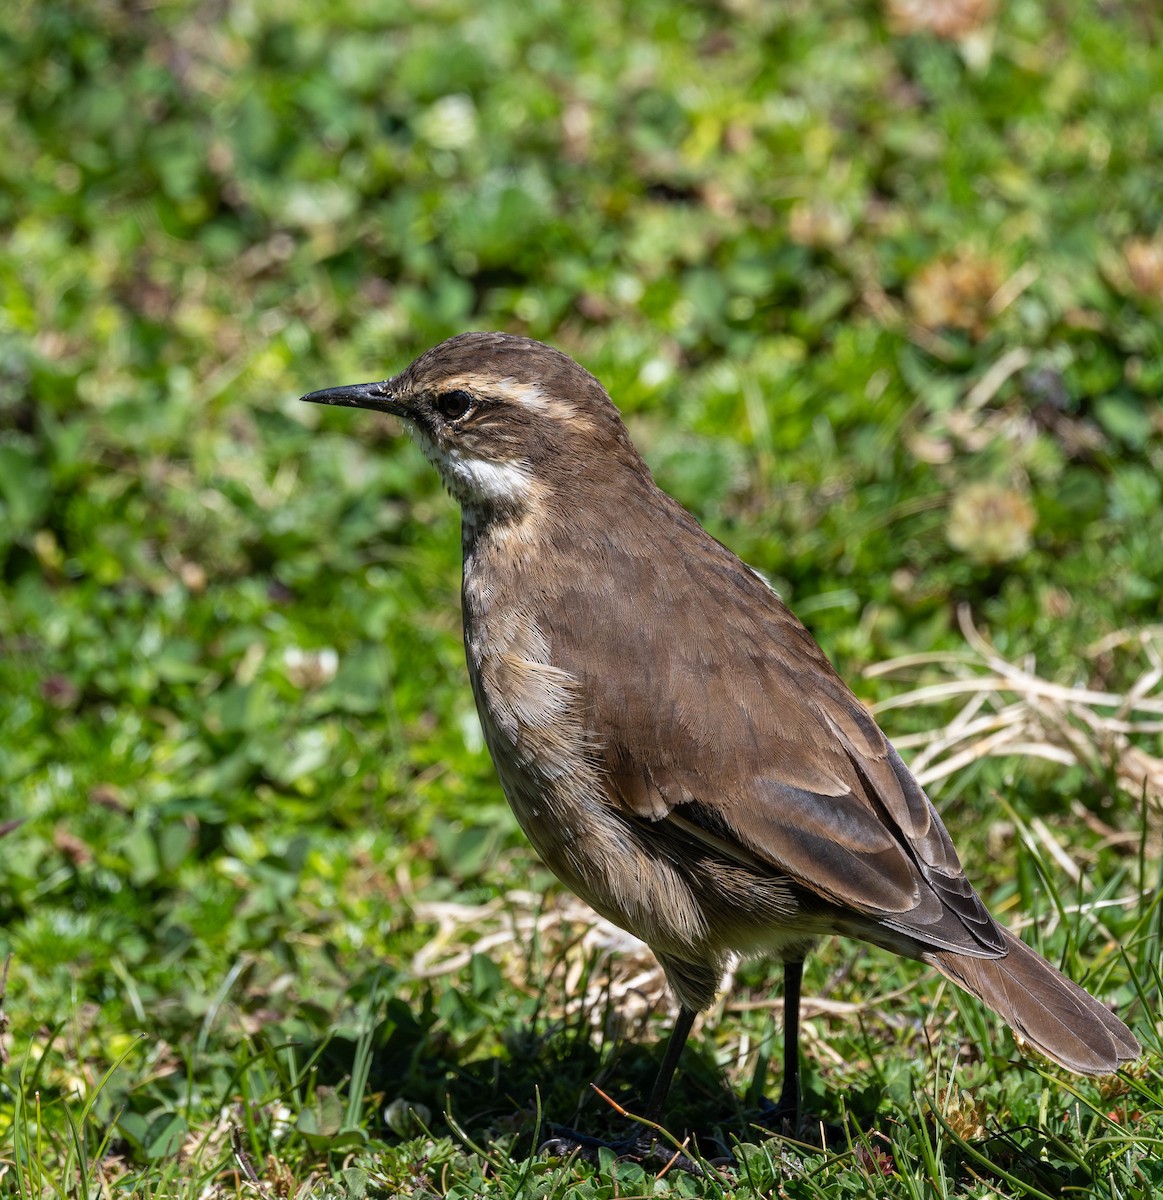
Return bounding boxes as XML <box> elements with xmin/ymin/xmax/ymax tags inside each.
<box><xmin>0</xmin><ymin>0</ymin><xmax>1160</xmax><ymax>1194</ymax></box>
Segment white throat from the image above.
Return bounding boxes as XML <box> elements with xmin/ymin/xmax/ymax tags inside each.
<box><xmin>411</xmin><ymin>426</ymin><xmax>535</xmax><ymax>514</ymax></box>
<box><xmin>439</xmin><ymin>446</ymin><xmax>534</xmax><ymax>505</ymax></box>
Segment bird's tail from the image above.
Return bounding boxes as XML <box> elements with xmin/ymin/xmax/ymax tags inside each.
<box><xmin>926</xmin><ymin>929</ymin><xmax>1139</xmax><ymax>1075</ymax></box>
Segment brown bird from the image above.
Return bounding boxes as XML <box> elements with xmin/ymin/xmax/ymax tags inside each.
<box><xmin>302</xmin><ymin>332</ymin><xmax>1139</xmax><ymax>1150</ymax></box>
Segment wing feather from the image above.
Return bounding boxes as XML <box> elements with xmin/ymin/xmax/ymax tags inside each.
<box><xmin>551</xmin><ymin>492</ymin><xmax>1005</xmax><ymax>958</ymax></box>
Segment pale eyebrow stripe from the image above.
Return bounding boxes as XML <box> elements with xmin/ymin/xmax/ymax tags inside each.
<box><xmin>430</xmin><ymin>374</ymin><xmax>588</xmax><ymax>425</ymax></box>
<box><xmin>431</xmin><ymin>375</ymin><xmax>545</xmax><ymax>407</ymax></box>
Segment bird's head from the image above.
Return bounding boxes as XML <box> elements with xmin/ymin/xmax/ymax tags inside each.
<box><xmin>301</xmin><ymin>332</ymin><xmax>648</xmax><ymax>522</ymax></box>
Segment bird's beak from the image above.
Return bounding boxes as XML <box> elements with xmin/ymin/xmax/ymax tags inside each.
<box><xmin>300</xmin><ymin>379</ymin><xmax>406</xmax><ymax>416</ymax></box>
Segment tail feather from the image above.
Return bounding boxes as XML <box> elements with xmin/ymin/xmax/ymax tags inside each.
<box><xmin>927</xmin><ymin>929</ymin><xmax>1139</xmax><ymax>1075</ymax></box>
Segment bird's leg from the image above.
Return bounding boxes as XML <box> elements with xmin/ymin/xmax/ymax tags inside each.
<box><xmin>777</xmin><ymin>960</ymin><xmax>803</xmax><ymax>1120</ymax></box>
<box><xmin>759</xmin><ymin>960</ymin><xmax>846</xmax><ymax>1148</ymax></box>
<box><xmin>540</xmin><ymin>1006</ymin><xmax>705</xmax><ymax>1171</ymax></box>
<box><xmin>642</xmin><ymin>1004</ymin><xmax>696</xmax><ymax>1126</ymax></box>
<box><xmin>759</xmin><ymin>960</ymin><xmax>802</xmax><ymax>1129</ymax></box>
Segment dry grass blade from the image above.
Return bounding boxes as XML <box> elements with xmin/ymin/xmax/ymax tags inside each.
<box><xmin>411</xmin><ymin>891</ymin><xmax>676</xmax><ymax>1031</ymax></box>
<box><xmin>866</xmin><ymin>606</ymin><xmax>1163</xmax><ymax>809</ymax></box>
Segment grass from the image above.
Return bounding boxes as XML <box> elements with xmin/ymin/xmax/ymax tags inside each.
<box><xmin>1</xmin><ymin>0</ymin><xmax>1161</xmax><ymax>1194</ymax></box>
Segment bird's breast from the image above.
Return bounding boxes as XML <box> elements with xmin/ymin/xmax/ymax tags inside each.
<box><xmin>462</xmin><ymin>558</ymin><xmax>597</xmax><ymax>808</ymax></box>
<box><xmin>460</xmin><ymin>561</ymin><xmax>711</xmax><ymax>952</ymax></box>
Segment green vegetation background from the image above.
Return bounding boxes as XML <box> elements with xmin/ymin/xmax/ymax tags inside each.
<box><xmin>1</xmin><ymin>0</ymin><xmax>1160</xmax><ymax>1195</ymax></box>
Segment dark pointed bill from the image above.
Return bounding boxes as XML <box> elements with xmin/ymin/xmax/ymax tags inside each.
<box><xmin>300</xmin><ymin>380</ymin><xmax>404</xmax><ymax>414</ymax></box>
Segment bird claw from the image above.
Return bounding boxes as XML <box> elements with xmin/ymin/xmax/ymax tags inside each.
<box><xmin>755</xmin><ymin>1094</ymin><xmax>800</xmax><ymax>1133</ymax></box>
<box><xmin>751</xmin><ymin>1098</ymin><xmax>847</xmax><ymax>1148</ymax></box>
<box><xmin>539</xmin><ymin>1125</ymin><xmax>714</xmax><ymax>1176</ymax></box>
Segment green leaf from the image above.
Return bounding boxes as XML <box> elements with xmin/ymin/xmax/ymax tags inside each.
<box><xmin>0</xmin><ymin>441</ymin><xmax>50</xmax><ymax>532</ymax></box>
<box><xmin>1094</xmin><ymin>394</ymin><xmax>1154</xmax><ymax>449</ymax></box>
<box><xmin>143</xmin><ymin>1112</ymin><xmax>188</xmax><ymax>1160</ymax></box>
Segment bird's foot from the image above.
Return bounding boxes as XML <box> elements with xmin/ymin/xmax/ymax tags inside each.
<box><xmin>751</xmin><ymin>1098</ymin><xmax>846</xmax><ymax>1148</ymax></box>
<box><xmin>755</xmin><ymin>1094</ymin><xmax>798</xmax><ymax>1133</ymax></box>
<box><xmin>539</xmin><ymin>1124</ymin><xmax>717</xmax><ymax>1176</ymax></box>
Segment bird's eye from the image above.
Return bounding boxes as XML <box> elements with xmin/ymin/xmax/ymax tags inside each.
<box><xmin>435</xmin><ymin>390</ymin><xmax>474</xmax><ymax>421</ymax></box>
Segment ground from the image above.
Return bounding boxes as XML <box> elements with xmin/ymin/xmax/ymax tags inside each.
<box><xmin>0</xmin><ymin>0</ymin><xmax>1160</xmax><ymax>1196</ymax></box>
